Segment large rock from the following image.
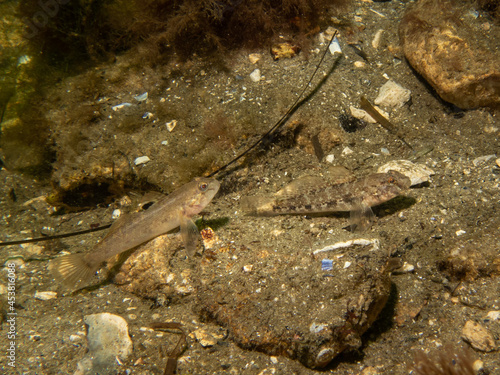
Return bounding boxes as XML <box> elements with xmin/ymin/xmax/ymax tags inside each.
<box><xmin>196</xmin><ymin>238</ymin><xmax>392</xmax><ymax>368</ymax></box>
<box><xmin>399</xmin><ymin>0</ymin><xmax>500</xmax><ymax>109</ymax></box>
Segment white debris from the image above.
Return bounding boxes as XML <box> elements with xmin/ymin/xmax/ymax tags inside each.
<box><xmin>472</xmin><ymin>154</ymin><xmax>496</xmax><ymax>166</ymax></box>
<box><xmin>313</xmin><ymin>239</ymin><xmax>380</xmax><ymax>255</ymax></box>
<box><xmin>374</xmin><ymin>80</ymin><xmax>411</xmax><ymax>109</ymax></box>
<box><xmin>342</xmin><ymin>146</ymin><xmax>354</xmax><ymax>156</ymax></box>
<box><xmin>250</xmin><ymin>69</ymin><xmax>262</xmax><ymax>82</ymax></box>
<box><xmin>112</xmin><ymin>103</ymin><xmax>132</xmax><ymax>111</ymax></box>
<box><xmin>325</xmin><ymin>154</ymin><xmax>335</xmax><ymax>163</ymax></box>
<box><xmin>486</xmin><ymin>311</ymin><xmax>500</xmax><ymax>321</ymax></box>
<box><xmin>377</xmin><ymin>159</ymin><xmax>434</xmax><ymax>186</ymax></box>
<box><xmin>329</xmin><ymin>36</ymin><xmax>342</xmax><ymax>55</ymax></box>
<box><xmin>166</xmin><ymin>119</ymin><xmax>178</xmax><ymax>132</ymax></box>
<box><xmin>142</xmin><ymin>112</ymin><xmax>154</xmax><ymax>119</ymax></box>
<box><xmin>456</xmin><ymin>229</ymin><xmax>466</xmax><ymax>236</ymax></box>
<box><xmin>112</xmin><ymin>209</ymin><xmax>121</xmax><ymax>219</ymax></box>
<box><xmin>134</xmin><ymin>156</ymin><xmax>150</xmax><ymax>166</ymax></box>
<box><xmin>372</xmin><ymin>29</ymin><xmax>384</xmax><ymax>49</ymax></box>
<box><xmin>243</xmin><ymin>264</ymin><xmax>253</xmax><ymax>273</ymax></box>
<box><xmin>34</xmin><ymin>291</ymin><xmax>57</xmax><ymax>300</ymax></box>
<box><xmin>133</xmin><ymin>92</ymin><xmax>148</xmax><ymax>102</ymax></box>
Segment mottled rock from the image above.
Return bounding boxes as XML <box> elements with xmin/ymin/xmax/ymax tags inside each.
<box><xmin>399</xmin><ymin>0</ymin><xmax>500</xmax><ymax>108</ymax></box>
<box><xmin>196</xmin><ymin>239</ymin><xmax>391</xmax><ymax>368</ymax></box>
<box><xmin>113</xmin><ymin>234</ymin><xmax>195</xmax><ymax>302</ymax></box>
<box><xmin>462</xmin><ymin>320</ymin><xmax>496</xmax><ymax>352</ymax></box>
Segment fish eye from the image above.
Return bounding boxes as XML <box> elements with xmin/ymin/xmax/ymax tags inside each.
<box><xmin>199</xmin><ymin>182</ymin><xmax>208</xmax><ymax>191</ymax></box>
<box><xmin>388</xmin><ymin>177</ymin><xmax>396</xmax><ymax>183</ymax></box>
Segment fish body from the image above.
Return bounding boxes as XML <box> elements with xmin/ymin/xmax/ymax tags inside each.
<box><xmin>242</xmin><ymin>170</ymin><xmax>410</xmax><ymax>229</ymax></box>
<box><xmin>49</xmin><ymin>177</ymin><xmax>220</xmax><ymax>288</ymax></box>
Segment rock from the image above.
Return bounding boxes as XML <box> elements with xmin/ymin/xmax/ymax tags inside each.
<box><xmin>113</xmin><ymin>234</ymin><xmax>190</xmax><ymax>301</ymax></box>
<box><xmin>377</xmin><ymin>159</ymin><xmax>434</xmax><ymax>186</ymax></box>
<box><xmin>84</xmin><ymin>313</ymin><xmax>133</xmax><ymax>368</ymax></box>
<box><xmin>191</xmin><ymin>326</ymin><xmax>226</xmax><ymax>347</ymax></box>
<box><xmin>248</xmin><ymin>53</ymin><xmax>262</xmax><ymax>64</ymax></box>
<box><xmin>374</xmin><ymin>81</ymin><xmax>411</xmax><ymax>110</ymax></box>
<box><xmin>462</xmin><ymin>320</ymin><xmax>496</xmax><ymax>352</ymax></box>
<box><xmin>196</xmin><ymin>238</ymin><xmax>391</xmax><ymax>368</ymax></box>
<box><xmin>399</xmin><ymin>0</ymin><xmax>500</xmax><ymax>108</ymax></box>
<box><xmin>270</xmin><ymin>42</ymin><xmax>301</xmax><ymax>60</ymax></box>
<box><xmin>249</xmin><ymin>69</ymin><xmax>261</xmax><ymax>82</ymax></box>
<box><xmin>134</xmin><ymin>155</ymin><xmax>150</xmax><ymax>166</ymax></box>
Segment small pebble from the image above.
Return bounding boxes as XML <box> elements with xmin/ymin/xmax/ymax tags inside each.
<box><xmin>250</xmin><ymin>69</ymin><xmax>261</xmax><ymax>82</ymax></box>
<box><xmin>166</xmin><ymin>119</ymin><xmax>177</xmax><ymax>132</ymax></box>
<box><xmin>371</xmin><ymin>29</ymin><xmax>384</xmax><ymax>49</ymax></box>
<box><xmin>354</xmin><ymin>61</ymin><xmax>366</xmax><ymax>69</ymax></box>
<box><xmin>462</xmin><ymin>320</ymin><xmax>496</xmax><ymax>352</ymax></box>
<box><xmin>485</xmin><ymin>310</ymin><xmax>500</xmax><ymax>321</ymax></box>
<box><xmin>134</xmin><ymin>156</ymin><xmax>150</xmax><ymax>166</ymax></box>
<box><xmin>325</xmin><ymin>154</ymin><xmax>335</xmax><ymax>163</ymax></box>
<box><xmin>248</xmin><ymin>53</ymin><xmax>262</xmax><ymax>64</ymax></box>
<box><xmin>112</xmin><ymin>209</ymin><xmax>121</xmax><ymax>219</ymax></box>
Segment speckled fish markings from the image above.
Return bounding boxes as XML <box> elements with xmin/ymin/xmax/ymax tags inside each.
<box><xmin>242</xmin><ymin>170</ymin><xmax>411</xmax><ymax>230</ymax></box>
<box><xmin>49</xmin><ymin>177</ymin><xmax>220</xmax><ymax>288</ymax></box>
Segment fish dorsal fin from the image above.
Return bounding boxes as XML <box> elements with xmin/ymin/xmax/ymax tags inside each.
<box><xmin>325</xmin><ymin>166</ymin><xmax>356</xmax><ymax>186</ymax></box>
<box><xmin>275</xmin><ymin>176</ymin><xmax>328</xmax><ymax>199</ymax></box>
<box><xmin>139</xmin><ymin>191</ymin><xmax>167</xmax><ymax>209</ymax></box>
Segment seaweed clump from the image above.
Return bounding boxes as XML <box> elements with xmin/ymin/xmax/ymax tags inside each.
<box><xmin>19</xmin><ymin>0</ymin><xmax>351</xmax><ymax>67</ymax></box>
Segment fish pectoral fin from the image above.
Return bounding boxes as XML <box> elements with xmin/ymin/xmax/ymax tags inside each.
<box><xmin>179</xmin><ymin>214</ymin><xmax>200</xmax><ymax>257</ymax></box>
<box><xmin>349</xmin><ymin>204</ymin><xmax>375</xmax><ymax>232</ymax></box>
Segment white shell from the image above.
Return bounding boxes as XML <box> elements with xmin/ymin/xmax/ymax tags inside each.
<box><xmin>377</xmin><ymin>160</ymin><xmax>434</xmax><ymax>186</ymax></box>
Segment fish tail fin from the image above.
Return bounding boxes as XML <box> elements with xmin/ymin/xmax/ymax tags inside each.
<box><xmin>48</xmin><ymin>253</ymin><xmax>97</xmax><ymax>288</ymax></box>
<box><xmin>240</xmin><ymin>196</ymin><xmax>275</xmax><ymax>216</ymax></box>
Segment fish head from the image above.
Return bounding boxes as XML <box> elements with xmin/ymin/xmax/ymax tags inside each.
<box><xmin>361</xmin><ymin>170</ymin><xmax>411</xmax><ymax>207</ymax></box>
<box><xmin>183</xmin><ymin>177</ymin><xmax>220</xmax><ymax>216</ymax></box>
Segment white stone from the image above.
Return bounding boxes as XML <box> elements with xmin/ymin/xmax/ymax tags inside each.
<box><xmin>325</xmin><ymin>154</ymin><xmax>335</xmax><ymax>163</ymax></box>
<box><xmin>250</xmin><ymin>69</ymin><xmax>261</xmax><ymax>82</ymax></box>
<box><xmin>374</xmin><ymin>80</ymin><xmax>411</xmax><ymax>109</ymax></box>
<box><xmin>134</xmin><ymin>156</ymin><xmax>150</xmax><ymax>166</ymax></box>
<box><xmin>112</xmin><ymin>209</ymin><xmax>121</xmax><ymax>219</ymax></box>
<box><xmin>486</xmin><ymin>310</ymin><xmax>500</xmax><ymax>321</ymax></box>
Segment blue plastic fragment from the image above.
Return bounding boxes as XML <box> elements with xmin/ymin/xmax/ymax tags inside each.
<box><xmin>321</xmin><ymin>259</ymin><xmax>333</xmax><ymax>271</ymax></box>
